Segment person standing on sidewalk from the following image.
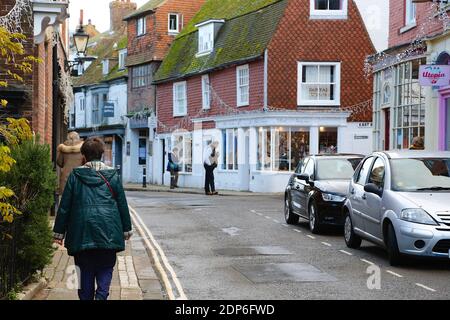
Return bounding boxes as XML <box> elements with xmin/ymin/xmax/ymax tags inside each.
<box><xmin>56</xmin><ymin>132</ymin><xmax>84</xmax><ymax>196</ymax></box>
<box><xmin>53</xmin><ymin>137</ymin><xmax>133</xmax><ymax>301</ymax></box>
<box><xmin>203</xmin><ymin>141</ymin><xmax>220</xmax><ymax>195</ymax></box>
<box><xmin>167</xmin><ymin>147</ymin><xmax>180</xmax><ymax>189</ymax></box>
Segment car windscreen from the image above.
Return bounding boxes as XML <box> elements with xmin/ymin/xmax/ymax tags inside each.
<box><xmin>316</xmin><ymin>158</ymin><xmax>362</xmax><ymax>180</ymax></box>
<box><xmin>391</xmin><ymin>158</ymin><xmax>450</xmax><ymax>192</ymax></box>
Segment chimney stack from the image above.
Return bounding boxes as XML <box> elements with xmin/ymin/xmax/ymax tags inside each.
<box><xmin>110</xmin><ymin>0</ymin><xmax>137</xmax><ymax>32</ymax></box>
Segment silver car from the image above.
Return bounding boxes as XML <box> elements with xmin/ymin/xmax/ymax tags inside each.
<box><xmin>343</xmin><ymin>151</ymin><xmax>450</xmax><ymax>266</ymax></box>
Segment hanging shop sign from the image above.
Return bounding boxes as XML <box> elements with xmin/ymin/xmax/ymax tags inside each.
<box><xmin>419</xmin><ymin>65</ymin><xmax>450</xmax><ymax>87</ymax></box>
<box><xmin>103</xmin><ymin>102</ymin><xmax>115</xmax><ymax>118</ymax></box>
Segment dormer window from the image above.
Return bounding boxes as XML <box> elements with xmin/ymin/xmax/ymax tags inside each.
<box><xmin>195</xmin><ymin>20</ymin><xmax>224</xmax><ymax>56</ymax></box>
<box><xmin>310</xmin><ymin>0</ymin><xmax>348</xmax><ymax>19</ymax></box>
<box><xmin>102</xmin><ymin>59</ymin><xmax>109</xmax><ymax>75</ymax></box>
<box><xmin>168</xmin><ymin>13</ymin><xmax>181</xmax><ymax>34</ymax></box>
<box><xmin>118</xmin><ymin>49</ymin><xmax>127</xmax><ymax>70</ymax></box>
<box><xmin>198</xmin><ymin>24</ymin><xmax>214</xmax><ymax>55</ymax></box>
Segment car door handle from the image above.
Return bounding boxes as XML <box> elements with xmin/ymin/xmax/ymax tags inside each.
<box><xmin>350</xmin><ymin>189</ymin><xmax>355</xmax><ymax>195</ymax></box>
<box><xmin>295</xmin><ymin>185</ymin><xmax>300</xmax><ymax>190</ymax></box>
<box><xmin>362</xmin><ymin>194</ymin><xmax>367</xmax><ymax>200</ymax></box>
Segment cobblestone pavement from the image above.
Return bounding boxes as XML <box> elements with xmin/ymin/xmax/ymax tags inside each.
<box><xmin>33</xmin><ymin>236</ymin><xmax>165</xmax><ymax>301</ymax></box>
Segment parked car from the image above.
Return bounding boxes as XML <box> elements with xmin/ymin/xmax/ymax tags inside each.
<box><xmin>284</xmin><ymin>154</ymin><xmax>364</xmax><ymax>233</ymax></box>
<box><xmin>343</xmin><ymin>151</ymin><xmax>450</xmax><ymax>266</ymax></box>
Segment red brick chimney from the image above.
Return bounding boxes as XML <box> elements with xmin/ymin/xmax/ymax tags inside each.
<box><xmin>110</xmin><ymin>0</ymin><xmax>137</xmax><ymax>32</ymax></box>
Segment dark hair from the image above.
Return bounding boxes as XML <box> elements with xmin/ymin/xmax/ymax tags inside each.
<box><xmin>81</xmin><ymin>137</ymin><xmax>105</xmax><ymax>162</ymax></box>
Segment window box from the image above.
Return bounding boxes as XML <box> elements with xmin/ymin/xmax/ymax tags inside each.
<box><xmin>297</xmin><ymin>62</ymin><xmax>341</xmax><ymax>106</ymax></box>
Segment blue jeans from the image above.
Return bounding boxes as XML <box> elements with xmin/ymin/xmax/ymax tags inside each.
<box><xmin>74</xmin><ymin>249</ymin><xmax>117</xmax><ymax>300</ymax></box>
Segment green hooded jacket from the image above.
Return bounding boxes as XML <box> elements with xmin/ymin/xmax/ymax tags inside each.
<box><xmin>53</xmin><ymin>166</ymin><xmax>132</xmax><ymax>256</ymax></box>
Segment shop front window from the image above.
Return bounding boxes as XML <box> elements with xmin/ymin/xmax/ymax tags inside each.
<box><xmin>319</xmin><ymin>127</ymin><xmax>338</xmax><ymax>154</ymax></box>
<box><xmin>257</xmin><ymin>127</ymin><xmax>310</xmax><ymax>172</ymax></box>
<box><xmin>222</xmin><ymin>129</ymin><xmax>238</xmax><ymax>171</ymax></box>
<box><xmin>393</xmin><ymin>59</ymin><xmax>426</xmax><ymax>150</ymax></box>
<box><xmin>173</xmin><ymin>133</ymin><xmax>192</xmax><ymax>173</ymax></box>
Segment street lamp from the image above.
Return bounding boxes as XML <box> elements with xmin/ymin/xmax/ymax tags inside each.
<box><xmin>73</xmin><ymin>24</ymin><xmax>89</xmax><ymax>56</ymax></box>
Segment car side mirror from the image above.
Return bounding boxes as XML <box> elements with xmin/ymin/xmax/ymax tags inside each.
<box><xmin>296</xmin><ymin>173</ymin><xmax>311</xmax><ymax>184</ymax></box>
<box><xmin>364</xmin><ymin>183</ymin><xmax>383</xmax><ymax>197</ymax></box>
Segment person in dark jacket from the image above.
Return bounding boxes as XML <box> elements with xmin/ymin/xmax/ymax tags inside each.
<box><xmin>53</xmin><ymin>137</ymin><xmax>132</xmax><ymax>301</ymax></box>
<box><xmin>167</xmin><ymin>147</ymin><xmax>180</xmax><ymax>189</ymax></box>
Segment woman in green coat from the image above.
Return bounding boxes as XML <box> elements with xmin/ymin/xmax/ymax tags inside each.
<box><xmin>53</xmin><ymin>137</ymin><xmax>133</xmax><ymax>300</ymax></box>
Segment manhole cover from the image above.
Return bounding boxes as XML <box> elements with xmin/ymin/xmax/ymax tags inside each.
<box><xmin>215</xmin><ymin>246</ymin><xmax>292</xmax><ymax>256</ymax></box>
<box><xmin>233</xmin><ymin>263</ymin><xmax>337</xmax><ymax>283</ymax></box>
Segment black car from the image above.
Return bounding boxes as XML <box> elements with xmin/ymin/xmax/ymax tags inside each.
<box><xmin>284</xmin><ymin>154</ymin><xmax>364</xmax><ymax>234</ymax></box>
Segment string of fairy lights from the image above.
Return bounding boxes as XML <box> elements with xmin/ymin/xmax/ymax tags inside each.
<box><xmin>365</xmin><ymin>0</ymin><xmax>450</xmax><ymax>77</ymax></box>
<box><xmin>0</xmin><ymin>0</ymin><xmax>32</xmax><ymax>34</ymax></box>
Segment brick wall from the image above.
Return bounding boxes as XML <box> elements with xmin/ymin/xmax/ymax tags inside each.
<box><xmin>267</xmin><ymin>0</ymin><xmax>375</xmax><ymax>122</ymax></box>
<box><xmin>157</xmin><ymin>59</ymin><xmax>265</xmax><ymax>133</ymax></box>
<box><xmin>153</xmin><ymin>0</ymin><xmax>206</xmax><ymax>61</ymax></box>
<box><xmin>126</xmin><ymin>0</ymin><xmax>205</xmax><ymax>114</ymax></box>
<box><xmin>389</xmin><ymin>1</ymin><xmax>443</xmax><ymax>48</ymax></box>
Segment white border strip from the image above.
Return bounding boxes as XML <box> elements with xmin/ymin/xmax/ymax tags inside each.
<box><xmin>129</xmin><ymin>206</ymin><xmax>187</xmax><ymax>300</ymax></box>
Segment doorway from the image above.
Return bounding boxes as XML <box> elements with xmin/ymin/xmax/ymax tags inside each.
<box><xmin>384</xmin><ymin>109</ymin><xmax>390</xmax><ymax>150</ymax></box>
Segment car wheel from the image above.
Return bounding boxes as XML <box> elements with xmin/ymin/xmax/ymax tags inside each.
<box><xmin>344</xmin><ymin>211</ymin><xmax>362</xmax><ymax>249</ymax></box>
<box><xmin>386</xmin><ymin>223</ymin><xmax>403</xmax><ymax>266</ymax></box>
<box><xmin>308</xmin><ymin>201</ymin><xmax>322</xmax><ymax>234</ymax></box>
<box><xmin>284</xmin><ymin>195</ymin><xmax>299</xmax><ymax>225</ymax></box>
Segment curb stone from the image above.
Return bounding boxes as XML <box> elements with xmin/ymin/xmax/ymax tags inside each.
<box><xmin>18</xmin><ymin>277</ymin><xmax>48</xmax><ymax>300</ymax></box>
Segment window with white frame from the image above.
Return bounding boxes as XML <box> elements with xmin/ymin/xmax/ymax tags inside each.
<box><xmin>237</xmin><ymin>65</ymin><xmax>249</xmax><ymax>107</ymax></box>
<box><xmin>118</xmin><ymin>49</ymin><xmax>127</xmax><ymax>70</ymax></box>
<box><xmin>221</xmin><ymin>129</ymin><xmax>238</xmax><ymax>170</ymax></box>
<box><xmin>298</xmin><ymin>62</ymin><xmax>340</xmax><ymax>106</ymax></box>
<box><xmin>137</xmin><ymin>17</ymin><xmax>146</xmax><ymax>36</ymax></box>
<box><xmin>172</xmin><ymin>133</ymin><xmax>192</xmax><ymax>173</ymax></box>
<box><xmin>173</xmin><ymin>81</ymin><xmax>187</xmax><ymax>116</ymax></box>
<box><xmin>168</xmin><ymin>13</ymin><xmax>180</xmax><ymax>34</ymax></box>
<box><xmin>198</xmin><ymin>23</ymin><xmax>214</xmax><ymax>55</ymax></box>
<box><xmin>202</xmin><ymin>74</ymin><xmax>211</xmax><ymax>109</ymax></box>
<box><xmin>405</xmin><ymin>0</ymin><xmax>416</xmax><ymax>26</ymax></box>
<box><xmin>257</xmin><ymin>127</ymin><xmax>310</xmax><ymax>172</ymax></box>
<box><xmin>310</xmin><ymin>0</ymin><xmax>348</xmax><ymax>18</ymax></box>
<box><xmin>102</xmin><ymin>59</ymin><xmax>109</xmax><ymax>75</ymax></box>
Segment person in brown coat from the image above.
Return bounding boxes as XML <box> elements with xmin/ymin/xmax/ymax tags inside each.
<box><xmin>57</xmin><ymin>132</ymin><xmax>84</xmax><ymax>194</ymax></box>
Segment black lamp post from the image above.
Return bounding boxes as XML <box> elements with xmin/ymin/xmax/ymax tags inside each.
<box><xmin>73</xmin><ymin>24</ymin><xmax>90</xmax><ymax>56</ymax></box>
<box><xmin>66</xmin><ymin>24</ymin><xmax>92</xmax><ymax>76</ymax></box>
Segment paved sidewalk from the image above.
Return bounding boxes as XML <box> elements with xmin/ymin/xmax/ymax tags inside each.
<box><xmin>33</xmin><ymin>236</ymin><xmax>165</xmax><ymax>301</ymax></box>
<box><xmin>124</xmin><ymin>183</ymin><xmax>282</xmax><ymax>197</ymax></box>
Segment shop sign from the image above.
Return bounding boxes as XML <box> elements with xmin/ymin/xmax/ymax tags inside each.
<box><xmin>419</xmin><ymin>65</ymin><xmax>450</xmax><ymax>87</ymax></box>
<box><xmin>103</xmin><ymin>102</ymin><xmax>115</xmax><ymax>118</ymax></box>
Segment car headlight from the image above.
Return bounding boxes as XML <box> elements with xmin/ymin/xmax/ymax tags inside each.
<box><xmin>400</xmin><ymin>208</ymin><xmax>438</xmax><ymax>226</ymax></box>
<box><xmin>322</xmin><ymin>193</ymin><xmax>346</xmax><ymax>202</ymax></box>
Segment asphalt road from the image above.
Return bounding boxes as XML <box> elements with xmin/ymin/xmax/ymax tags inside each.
<box><xmin>126</xmin><ymin>191</ymin><xmax>450</xmax><ymax>300</ymax></box>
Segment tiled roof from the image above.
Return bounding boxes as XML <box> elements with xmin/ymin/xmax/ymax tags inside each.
<box><xmin>123</xmin><ymin>0</ymin><xmax>166</xmax><ymax>20</ymax></box>
<box><xmin>72</xmin><ymin>30</ymin><xmax>128</xmax><ymax>87</ymax></box>
<box><xmin>153</xmin><ymin>0</ymin><xmax>287</xmax><ymax>83</ymax></box>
